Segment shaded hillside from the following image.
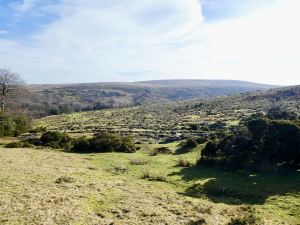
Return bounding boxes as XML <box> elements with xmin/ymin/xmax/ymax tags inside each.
<box><xmin>16</xmin><ymin>80</ymin><xmax>275</xmax><ymax>117</ymax></box>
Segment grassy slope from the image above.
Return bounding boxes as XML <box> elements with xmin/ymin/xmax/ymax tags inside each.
<box><xmin>0</xmin><ymin>145</ymin><xmax>299</xmax><ymax>225</ymax></box>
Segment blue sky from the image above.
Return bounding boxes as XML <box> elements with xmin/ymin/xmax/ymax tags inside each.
<box><xmin>0</xmin><ymin>0</ymin><xmax>299</xmax><ymax>85</ymax></box>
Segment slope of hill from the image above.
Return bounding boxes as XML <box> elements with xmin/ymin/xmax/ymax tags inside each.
<box><xmin>35</xmin><ymin>85</ymin><xmax>299</xmax><ymax>142</ymax></box>
<box><xmin>16</xmin><ymin>79</ymin><xmax>275</xmax><ymax>117</ymax></box>
<box><xmin>29</xmin><ymin>85</ymin><xmax>300</xmax><ymax>225</ymax></box>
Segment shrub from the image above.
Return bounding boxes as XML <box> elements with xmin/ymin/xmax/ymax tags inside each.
<box><xmin>13</xmin><ymin>114</ymin><xmax>32</xmax><ymax>136</ymax></box>
<box><xmin>0</xmin><ymin>113</ymin><xmax>32</xmax><ymax>137</ymax></box>
<box><xmin>72</xmin><ymin>131</ymin><xmax>136</xmax><ymax>153</ymax></box>
<box><xmin>72</xmin><ymin>137</ymin><xmax>90</xmax><ymax>152</ymax></box>
<box><xmin>199</xmin><ymin>116</ymin><xmax>300</xmax><ymax>172</ymax></box>
<box><xmin>184</xmin><ymin>138</ymin><xmax>198</xmax><ymax>148</ymax></box>
<box><xmin>175</xmin><ymin>138</ymin><xmax>198</xmax><ymax>154</ymax></box>
<box><xmin>40</xmin><ymin>131</ymin><xmax>72</xmax><ymax>149</ymax></box>
<box><xmin>267</xmin><ymin>107</ymin><xmax>297</xmax><ymax>120</ymax></box>
<box><xmin>29</xmin><ymin>126</ymin><xmax>47</xmax><ymax>134</ymax></box>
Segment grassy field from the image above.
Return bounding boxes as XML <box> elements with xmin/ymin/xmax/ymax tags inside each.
<box><xmin>1</xmin><ymin>143</ymin><xmax>299</xmax><ymax>225</ymax></box>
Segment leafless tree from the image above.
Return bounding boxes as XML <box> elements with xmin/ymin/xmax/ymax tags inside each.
<box><xmin>0</xmin><ymin>68</ymin><xmax>24</xmax><ymax>112</ymax></box>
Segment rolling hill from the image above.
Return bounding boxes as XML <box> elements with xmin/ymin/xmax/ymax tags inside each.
<box><xmin>16</xmin><ymin>79</ymin><xmax>276</xmax><ymax>117</ymax></box>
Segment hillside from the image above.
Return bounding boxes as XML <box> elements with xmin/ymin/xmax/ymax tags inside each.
<box><xmin>11</xmin><ymin>84</ymin><xmax>297</xmax><ymax>225</ymax></box>
<box><xmin>14</xmin><ymin>80</ymin><xmax>275</xmax><ymax>117</ymax></box>
<box><xmin>1</xmin><ymin>85</ymin><xmax>299</xmax><ymax>225</ymax></box>
<box><xmin>35</xmin><ymin>85</ymin><xmax>299</xmax><ymax>143</ymax></box>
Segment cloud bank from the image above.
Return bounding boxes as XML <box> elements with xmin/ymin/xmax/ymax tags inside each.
<box><xmin>0</xmin><ymin>0</ymin><xmax>299</xmax><ymax>85</ymax></box>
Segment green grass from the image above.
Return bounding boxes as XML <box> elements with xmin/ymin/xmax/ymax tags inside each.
<box><xmin>89</xmin><ymin>145</ymin><xmax>300</xmax><ymax>224</ymax></box>
<box><xmin>0</xmin><ymin>145</ymin><xmax>299</xmax><ymax>224</ymax></box>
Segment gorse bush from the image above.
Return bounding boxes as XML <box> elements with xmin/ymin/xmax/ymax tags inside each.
<box><xmin>0</xmin><ymin>113</ymin><xmax>32</xmax><ymax>137</ymax></box>
<box><xmin>184</xmin><ymin>138</ymin><xmax>198</xmax><ymax>148</ymax></box>
<box><xmin>72</xmin><ymin>131</ymin><xmax>136</xmax><ymax>153</ymax></box>
<box><xmin>267</xmin><ymin>107</ymin><xmax>297</xmax><ymax>120</ymax></box>
<box><xmin>40</xmin><ymin>131</ymin><xmax>72</xmax><ymax>149</ymax></box>
<box><xmin>199</xmin><ymin>116</ymin><xmax>300</xmax><ymax>172</ymax></box>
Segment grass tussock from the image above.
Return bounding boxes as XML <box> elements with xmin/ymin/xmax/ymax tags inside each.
<box><xmin>177</xmin><ymin>158</ymin><xmax>191</xmax><ymax>167</ymax></box>
<box><xmin>141</xmin><ymin>168</ymin><xmax>167</xmax><ymax>182</ymax></box>
<box><xmin>129</xmin><ymin>157</ymin><xmax>148</xmax><ymax>165</ymax></box>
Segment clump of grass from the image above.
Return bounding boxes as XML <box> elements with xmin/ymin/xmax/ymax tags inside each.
<box><xmin>141</xmin><ymin>168</ymin><xmax>151</xmax><ymax>179</ymax></box>
<box><xmin>129</xmin><ymin>157</ymin><xmax>148</xmax><ymax>165</ymax></box>
<box><xmin>141</xmin><ymin>168</ymin><xmax>167</xmax><ymax>182</ymax></box>
<box><xmin>149</xmin><ymin>174</ymin><xmax>167</xmax><ymax>182</ymax></box>
<box><xmin>149</xmin><ymin>147</ymin><xmax>172</xmax><ymax>156</ymax></box>
<box><xmin>177</xmin><ymin>158</ymin><xmax>191</xmax><ymax>167</ymax></box>
<box><xmin>113</xmin><ymin>163</ymin><xmax>128</xmax><ymax>174</ymax></box>
<box><xmin>55</xmin><ymin>176</ymin><xmax>75</xmax><ymax>184</ymax></box>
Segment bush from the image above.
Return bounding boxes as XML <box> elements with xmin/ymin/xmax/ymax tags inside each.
<box><xmin>184</xmin><ymin>138</ymin><xmax>198</xmax><ymax>148</ymax></box>
<box><xmin>29</xmin><ymin>126</ymin><xmax>47</xmax><ymax>134</ymax></box>
<box><xmin>72</xmin><ymin>131</ymin><xmax>136</xmax><ymax>153</ymax></box>
<box><xmin>40</xmin><ymin>131</ymin><xmax>72</xmax><ymax>149</ymax></box>
<box><xmin>199</xmin><ymin>116</ymin><xmax>300</xmax><ymax>172</ymax></box>
<box><xmin>0</xmin><ymin>113</ymin><xmax>32</xmax><ymax>137</ymax></box>
<box><xmin>267</xmin><ymin>107</ymin><xmax>297</xmax><ymax>120</ymax></box>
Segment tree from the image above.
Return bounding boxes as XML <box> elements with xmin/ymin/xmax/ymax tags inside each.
<box><xmin>0</xmin><ymin>68</ymin><xmax>24</xmax><ymax>112</ymax></box>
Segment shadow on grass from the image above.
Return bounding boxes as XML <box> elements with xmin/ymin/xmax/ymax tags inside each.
<box><xmin>169</xmin><ymin>166</ymin><xmax>300</xmax><ymax>205</ymax></box>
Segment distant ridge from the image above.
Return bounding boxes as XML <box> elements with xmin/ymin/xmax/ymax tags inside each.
<box><xmin>135</xmin><ymin>79</ymin><xmax>276</xmax><ymax>88</ymax></box>
<box><xmin>16</xmin><ymin>79</ymin><xmax>277</xmax><ymax>117</ymax></box>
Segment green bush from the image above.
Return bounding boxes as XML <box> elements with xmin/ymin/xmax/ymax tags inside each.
<box><xmin>40</xmin><ymin>131</ymin><xmax>72</xmax><ymax>149</ymax></box>
<box><xmin>199</xmin><ymin>116</ymin><xmax>300</xmax><ymax>172</ymax></box>
<box><xmin>267</xmin><ymin>107</ymin><xmax>297</xmax><ymax>120</ymax></box>
<box><xmin>72</xmin><ymin>131</ymin><xmax>136</xmax><ymax>153</ymax></box>
<box><xmin>184</xmin><ymin>138</ymin><xmax>198</xmax><ymax>148</ymax></box>
<box><xmin>0</xmin><ymin>113</ymin><xmax>32</xmax><ymax>137</ymax></box>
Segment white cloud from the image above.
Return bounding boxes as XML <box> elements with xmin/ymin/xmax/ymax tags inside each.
<box><xmin>0</xmin><ymin>0</ymin><xmax>299</xmax><ymax>85</ymax></box>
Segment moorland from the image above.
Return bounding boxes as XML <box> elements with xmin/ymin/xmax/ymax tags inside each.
<box><xmin>0</xmin><ymin>80</ymin><xmax>299</xmax><ymax>225</ymax></box>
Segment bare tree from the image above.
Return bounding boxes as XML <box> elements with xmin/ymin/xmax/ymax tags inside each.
<box><xmin>0</xmin><ymin>68</ymin><xmax>24</xmax><ymax>112</ymax></box>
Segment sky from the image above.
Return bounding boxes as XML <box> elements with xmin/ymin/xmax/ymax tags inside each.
<box><xmin>0</xmin><ymin>0</ymin><xmax>299</xmax><ymax>85</ymax></box>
